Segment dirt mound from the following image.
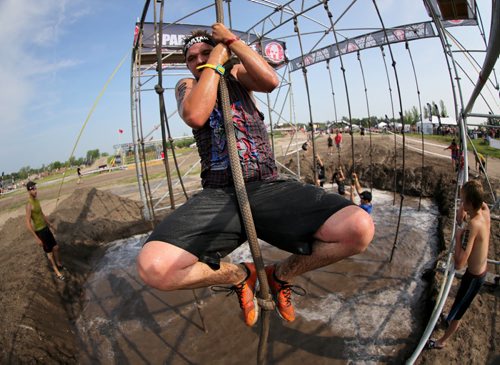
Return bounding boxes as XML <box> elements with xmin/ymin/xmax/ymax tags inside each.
<box><xmin>0</xmin><ymin>188</ymin><xmax>150</xmax><ymax>364</ymax></box>
<box><xmin>52</xmin><ymin>187</ymin><xmax>148</xmax><ymax>245</ymax></box>
<box><xmin>279</xmin><ymin>134</ymin><xmax>454</xmax><ymax>200</ymax></box>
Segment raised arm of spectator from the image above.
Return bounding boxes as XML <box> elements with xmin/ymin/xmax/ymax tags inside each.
<box><xmin>352</xmin><ymin>173</ymin><xmax>363</xmax><ymax>195</ymax></box>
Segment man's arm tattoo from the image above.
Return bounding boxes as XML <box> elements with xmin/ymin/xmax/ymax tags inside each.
<box><xmin>176</xmin><ymin>82</ymin><xmax>188</xmax><ymax>110</ymax></box>
<box><xmin>461</xmin><ymin>228</ymin><xmax>470</xmax><ymax>250</ymax></box>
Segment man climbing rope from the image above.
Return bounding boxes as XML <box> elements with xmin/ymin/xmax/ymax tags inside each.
<box><xmin>137</xmin><ymin>23</ymin><xmax>374</xmax><ymax>327</ymax></box>
<box><xmin>427</xmin><ymin>180</ymin><xmax>490</xmax><ymax>350</ymax></box>
<box><xmin>327</xmin><ymin>134</ymin><xmax>334</xmax><ymax>155</ymax></box>
<box><xmin>316</xmin><ymin>154</ymin><xmax>326</xmax><ymax>187</ymax></box>
<box><xmin>332</xmin><ymin>166</ymin><xmax>346</xmax><ymax>196</ymax></box>
<box><xmin>25</xmin><ymin>181</ymin><xmax>65</xmax><ymax>281</ymax></box>
<box><xmin>350</xmin><ymin>173</ymin><xmax>373</xmax><ymax>214</ymax></box>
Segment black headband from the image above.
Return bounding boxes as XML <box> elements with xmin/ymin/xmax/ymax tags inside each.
<box><xmin>183</xmin><ymin>35</ymin><xmax>216</xmax><ymax>56</ymax></box>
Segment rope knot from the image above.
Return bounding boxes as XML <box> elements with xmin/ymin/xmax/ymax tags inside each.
<box><xmin>154</xmin><ymin>84</ymin><xmax>164</xmax><ymax>94</ymax></box>
<box><xmin>257</xmin><ymin>297</ymin><xmax>276</xmax><ymax>311</ymax></box>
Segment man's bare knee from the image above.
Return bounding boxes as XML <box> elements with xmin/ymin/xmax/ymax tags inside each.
<box><xmin>350</xmin><ymin>211</ymin><xmax>374</xmax><ymax>253</ymax></box>
<box><xmin>316</xmin><ymin>206</ymin><xmax>374</xmax><ymax>253</ymax></box>
<box><xmin>137</xmin><ymin>241</ymin><xmax>197</xmax><ymax>291</ymax></box>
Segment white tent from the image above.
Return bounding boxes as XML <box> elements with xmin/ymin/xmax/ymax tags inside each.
<box><xmin>418</xmin><ymin>122</ymin><xmax>434</xmax><ymax>135</ymax></box>
<box><xmin>427</xmin><ymin>116</ymin><xmax>457</xmax><ymax>125</ymax></box>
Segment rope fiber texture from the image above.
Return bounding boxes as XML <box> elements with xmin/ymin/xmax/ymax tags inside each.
<box><xmin>214</xmin><ymin>2</ymin><xmax>274</xmax><ymax>364</ymax></box>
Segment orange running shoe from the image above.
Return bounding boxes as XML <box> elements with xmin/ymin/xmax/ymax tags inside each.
<box><xmin>265</xmin><ymin>265</ymin><xmax>305</xmax><ymax>322</ymax></box>
<box><xmin>213</xmin><ymin>262</ymin><xmax>259</xmax><ymax>326</ymax></box>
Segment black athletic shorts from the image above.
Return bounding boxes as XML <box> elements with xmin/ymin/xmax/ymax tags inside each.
<box><xmin>35</xmin><ymin>226</ymin><xmax>58</xmax><ymax>253</ymax></box>
<box><xmin>447</xmin><ymin>269</ymin><xmax>486</xmax><ymax>321</ymax></box>
<box><xmin>146</xmin><ymin>178</ymin><xmax>354</xmax><ymax>269</ymax></box>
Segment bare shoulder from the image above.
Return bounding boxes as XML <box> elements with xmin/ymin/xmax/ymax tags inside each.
<box><xmin>480</xmin><ymin>202</ymin><xmax>490</xmax><ymax>220</ymax></box>
<box><xmin>175</xmin><ymin>78</ymin><xmax>195</xmax><ymax>94</ymax></box>
<box><xmin>175</xmin><ymin>78</ymin><xmax>196</xmax><ymax>110</ymax></box>
<box><xmin>230</xmin><ymin>64</ymin><xmax>249</xmax><ymax>86</ymax></box>
<box><xmin>230</xmin><ymin>63</ymin><xmax>245</xmax><ymax>76</ymax></box>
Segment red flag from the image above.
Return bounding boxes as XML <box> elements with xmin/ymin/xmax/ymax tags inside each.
<box><xmin>133</xmin><ymin>24</ymin><xmax>139</xmax><ymax>44</ymax></box>
<box><xmin>118</xmin><ymin>129</ymin><xmax>124</xmax><ymax>134</ymax></box>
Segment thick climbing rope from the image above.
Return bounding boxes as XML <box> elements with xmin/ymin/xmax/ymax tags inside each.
<box><xmin>214</xmin><ymin>2</ymin><xmax>275</xmax><ymax>365</ymax></box>
<box><xmin>465</xmin><ymin>133</ymin><xmax>497</xmax><ymax>204</ymax></box>
<box><xmin>293</xmin><ymin>16</ymin><xmax>319</xmax><ymax>185</ymax></box>
<box><xmin>325</xmin><ymin>59</ymin><xmax>343</xmax><ymax>169</ymax></box>
<box><xmin>137</xmin><ymin>49</ymin><xmax>157</xmax><ymax>220</ymax></box>
<box><xmin>153</xmin><ymin>1</ymin><xmax>189</xmax><ymax>209</ymax></box>
<box><xmin>404</xmin><ymin>41</ymin><xmax>426</xmax><ymax>211</ymax></box>
<box><xmin>130</xmin><ymin>2</ymin><xmax>150</xmax><ymax>219</ymax></box>
<box><xmin>380</xmin><ymin>45</ymin><xmax>397</xmax><ymax>205</ymax></box>
<box><xmin>445</xmin><ymin>29</ymin><xmax>499</xmax><ymax>101</ymax></box>
<box><xmin>371</xmin><ymin>0</ymin><xmax>406</xmax><ymax>263</ymax></box>
<box><xmin>288</xmin><ymin>68</ymin><xmax>302</xmax><ymax>177</ymax></box>
<box><xmin>152</xmin><ymin>0</ymin><xmax>208</xmax><ymax>333</ymax></box>
<box><xmin>356</xmin><ymin>50</ymin><xmax>374</xmax><ymax>191</ymax></box>
<box><xmin>55</xmin><ymin>52</ymin><xmax>128</xmax><ymax>208</ymax></box>
<box><xmin>134</xmin><ymin>0</ymin><xmax>158</xmax><ymax>220</ymax></box>
<box><xmin>325</xmin><ymin>60</ymin><xmax>339</xmax><ymax>128</ymax></box>
<box><xmin>267</xmin><ymin>90</ymin><xmax>276</xmax><ymax>153</ymax></box>
<box><xmin>475</xmin><ymin>3</ymin><xmax>500</xmax><ymax>90</ymax></box>
<box><xmin>452</xmin><ymin>57</ymin><xmax>496</xmax><ymax>112</ymax></box>
<box><xmin>323</xmin><ymin>0</ymin><xmax>356</xmax><ymax>183</ymax></box>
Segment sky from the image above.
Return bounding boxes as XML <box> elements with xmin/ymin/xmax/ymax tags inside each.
<box><xmin>0</xmin><ymin>0</ymin><xmax>497</xmax><ymax>174</ymax></box>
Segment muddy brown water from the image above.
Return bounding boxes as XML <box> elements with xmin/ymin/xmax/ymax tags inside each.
<box><xmin>75</xmin><ymin>189</ymin><xmax>439</xmax><ymax>364</ymax></box>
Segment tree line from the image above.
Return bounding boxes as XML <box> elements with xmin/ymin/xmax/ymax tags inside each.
<box><xmin>276</xmin><ymin>99</ymin><xmax>449</xmax><ymax>130</ymax></box>
<box><xmin>1</xmin><ymin>149</ymin><xmax>107</xmax><ymax>187</ymax></box>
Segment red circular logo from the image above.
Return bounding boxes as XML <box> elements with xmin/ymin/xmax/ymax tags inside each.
<box><xmin>346</xmin><ymin>42</ymin><xmax>359</xmax><ymax>52</ymax></box>
<box><xmin>393</xmin><ymin>29</ymin><xmax>405</xmax><ymax>41</ymax></box>
<box><xmin>264</xmin><ymin>42</ymin><xmax>285</xmax><ymax>63</ymax></box>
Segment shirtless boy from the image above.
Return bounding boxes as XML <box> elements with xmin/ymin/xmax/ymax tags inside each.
<box><xmin>427</xmin><ymin>180</ymin><xmax>490</xmax><ymax>349</ymax></box>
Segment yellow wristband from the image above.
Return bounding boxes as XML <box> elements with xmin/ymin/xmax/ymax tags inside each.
<box><xmin>196</xmin><ymin>63</ymin><xmax>225</xmax><ymax>76</ymax></box>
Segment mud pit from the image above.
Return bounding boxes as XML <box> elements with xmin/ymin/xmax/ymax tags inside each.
<box><xmin>0</xmin><ymin>134</ymin><xmax>498</xmax><ymax>364</ymax></box>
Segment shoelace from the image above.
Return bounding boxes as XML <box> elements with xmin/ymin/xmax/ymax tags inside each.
<box><xmin>274</xmin><ymin>283</ymin><xmax>306</xmax><ymax>306</ymax></box>
<box><xmin>212</xmin><ymin>283</ymin><xmax>249</xmax><ymax>309</ymax></box>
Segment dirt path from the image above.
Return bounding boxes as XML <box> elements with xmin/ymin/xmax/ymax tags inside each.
<box><xmin>398</xmin><ymin>134</ymin><xmax>500</xmax><ymax>179</ymax></box>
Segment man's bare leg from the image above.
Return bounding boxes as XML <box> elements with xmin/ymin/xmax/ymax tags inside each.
<box><xmin>52</xmin><ymin>245</ymin><xmax>62</xmax><ymax>267</ymax></box>
<box><xmin>47</xmin><ymin>252</ymin><xmax>63</xmax><ymax>277</ymax></box>
<box><xmin>274</xmin><ymin>205</ymin><xmax>374</xmax><ymax>282</ymax></box>
<box><xmin>137</xmin><ymin>242</ymin><xmax>247</xmax><ymax>291</ymax></box>
<box><xmin>434</xmin><ymin>319</ymin><xmax>460</xmax><ymax>348</ymax></box>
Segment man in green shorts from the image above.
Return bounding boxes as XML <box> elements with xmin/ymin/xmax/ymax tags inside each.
<box><xmin>25</xmin><ymin>181</ymin><xmax>65</xmax><ymax>281</ymax></box>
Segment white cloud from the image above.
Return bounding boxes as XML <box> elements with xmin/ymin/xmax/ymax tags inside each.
<box><xmin>0</xmin><ymin>0</ymin><xmax>87</xmax><ymax>134</ymax></box>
